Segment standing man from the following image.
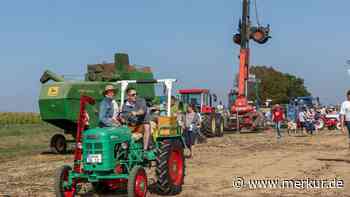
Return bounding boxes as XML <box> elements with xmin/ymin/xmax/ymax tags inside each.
<box><xmin>298</xmin><ymin>107</ymin><xmax>306</xmax><ymax>134</ymax></box>
<box><xmin>121</xmin><ymin>88</ymin><xmax>151</xmax><ymax>151</ymax></box>
<box><xmin>99</xmin><ymin>85</ymin><xmax>120</xmax><ymax>127</ymax></box>
<box><xmin>340</xmin><ymin>90</ymin><xmax>350</xmax><ymax>147</ymax></box>
<box><xmin>272</xmin><ymin>104</ymin><xmax>285</xmax><ymax>139</ymax></box>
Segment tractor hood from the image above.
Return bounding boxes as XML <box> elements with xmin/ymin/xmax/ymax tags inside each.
<box><xmin>82</xmin><ymin>126</ymin><xmax>131</xmax><ymax>172</ymax></box>
<box><xmin>83</xmin><ymin>126</ymin><xmax>131</xmax><ymax>143</ymax></box>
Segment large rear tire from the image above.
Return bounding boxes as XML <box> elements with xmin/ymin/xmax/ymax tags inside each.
<box><xmin>128</xmin><ymin>166</ymin><xmax>148</xmax><ymax>197</ymax></box>
<box><xmin>201</xmin><ymin>114</ymin><xmax>216</xmax><ymax>137</ymax></box>
<box><xmin>55</xmin><ymin>165</ymin><xmax>75</xmax><ymax>197</ymax></box>
<box><xmin>155</xmin><ymin>139</ymin><xmax>185</xmax><ymax>195</ymax></box>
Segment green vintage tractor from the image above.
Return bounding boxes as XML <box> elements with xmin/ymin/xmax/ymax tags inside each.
<box><xmin>55</xmin><ymin>79</ymin><xmax>185</xmax><ymax>197</ymax></box>
<box><xmin>39</xmin><ymin>53</ymin><xmax>156</xmax><ymax>154</ymax></box>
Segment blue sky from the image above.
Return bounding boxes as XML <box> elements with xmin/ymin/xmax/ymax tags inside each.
<box><xmin>0</xmin><ymin>0</ymin><xmax>349</xmax><ymax>112</ymax></box>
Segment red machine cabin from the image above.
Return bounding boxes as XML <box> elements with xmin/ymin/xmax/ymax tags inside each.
<box><xmin>178</xmin><ymin>89</ymin><xmax>215</xmax><ymax>113</ymax></box>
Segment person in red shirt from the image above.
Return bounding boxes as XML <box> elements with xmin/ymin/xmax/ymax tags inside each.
<box><xmin>272</xmin><ymin>104</ymin><xmax>285</xmax><ymax>139</ymax></box>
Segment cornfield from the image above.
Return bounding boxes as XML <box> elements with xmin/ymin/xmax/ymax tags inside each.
<box><xmin>0</xmin><ymin>112</ymin><xmax>42</xmax><ymax>125</ymax></box>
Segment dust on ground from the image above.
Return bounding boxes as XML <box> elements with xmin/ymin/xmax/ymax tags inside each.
<box><xmin>1</xmin><ymin>130</ymin><xmax>350</xmax><ymax>197</ymax></box>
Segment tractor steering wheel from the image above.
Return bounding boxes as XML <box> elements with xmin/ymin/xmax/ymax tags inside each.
<box><xmin>119</xmin><ymin>111</ymin><xmax>137</xmax><ymax>126</ymax></box>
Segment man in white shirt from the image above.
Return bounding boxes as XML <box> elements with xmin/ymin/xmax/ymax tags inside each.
<box><xmin>298</xmin><ymin>109</ymin><xmax>306</xmax><ymax>128</ymax></box>
<box><xmin>340</xmin><ymin>90</ymin><xmax>350</xmax><ymax>146</ymax></box>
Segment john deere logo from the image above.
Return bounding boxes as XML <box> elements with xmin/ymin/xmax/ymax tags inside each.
<box><xmin>48</xmin><ymin>87</ymin><xmax>59</xmax><ymax>96</ymax></box>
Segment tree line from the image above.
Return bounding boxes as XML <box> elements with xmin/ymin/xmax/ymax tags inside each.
<box><xmin>247</xmin><ymin>66</ymin><xmax>311</xmax><ymax>104</ymax></box>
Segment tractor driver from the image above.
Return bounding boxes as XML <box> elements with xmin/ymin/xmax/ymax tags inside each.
<box><xmin>99</xmin><ymin>85</ymin><xmax>120</xmax><ymax>127</ymax></box>
<box><xmin>121</xmin><ymin>88</ymin><xmax>151</xmax><ymax>151</ymax></box>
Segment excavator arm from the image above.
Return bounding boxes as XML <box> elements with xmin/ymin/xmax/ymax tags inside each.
<box><xmin>231</xmin><ymin>0</ymin><xmax>270</xmax><ymax>114</ymax></box>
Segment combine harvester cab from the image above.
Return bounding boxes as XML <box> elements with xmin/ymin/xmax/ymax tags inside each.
<box><xmin>39</xmin><ymin>53</ymin><xmax>155</xmax><ymax>154</ymax></box>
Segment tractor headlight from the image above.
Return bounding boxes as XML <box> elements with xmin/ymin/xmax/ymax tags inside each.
<box><xmin>121</xmin><ymin>142</ymin><xmax>128</xmax><ymax>149</ymax></box>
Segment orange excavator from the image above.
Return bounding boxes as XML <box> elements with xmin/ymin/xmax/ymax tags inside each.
<box><xmin>228</xmin><ymin>0</ymin><xmax>271</xmax><ymax>130</ymax></box>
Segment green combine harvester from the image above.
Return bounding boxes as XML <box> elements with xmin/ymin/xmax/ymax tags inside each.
<box><xmin>39</xmin><ymin>53</ymin><xmax>155</xmax><ymax>153</ymax></box>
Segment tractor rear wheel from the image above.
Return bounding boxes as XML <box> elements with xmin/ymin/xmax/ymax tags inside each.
<box><xmin>201</xmin><ymin>114</ymin><xmax>216</xmax><ymax>137</ymax></box>
<box><xmin>155</xmin><ymin>139</ymin><xmax>185</xmax><ymax>195</ymax></box>
<box><xmin>55</xmin><ymin>165</ymin><xmax>75</xmax><ymax>197</ymax></box>
<box><xmin>128</xmin><ymin>166</ymin><xmax>148</xmax><ymax>197</ymax></box>
<box><xmin>50</xmin><ymin>134</ymin><xmax>67</xmax><ymax>154</ymax></box>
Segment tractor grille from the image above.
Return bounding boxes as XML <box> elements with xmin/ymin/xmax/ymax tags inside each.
<box><xmin>86</xmin><ymin>142</ymin><xmax>103</xmax><ymax>154</ymax></box>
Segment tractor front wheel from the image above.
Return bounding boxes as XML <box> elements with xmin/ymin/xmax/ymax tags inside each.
<box><xmin>55</xmin><ymin>165</ymin><xmax>75</xmax><ymax>197</ymax></box>
<box><xmin>128</xmin><ymin>166</ymin><xmax>148</xmax><ymax>197</ymax></box>
<box><xmin>50</xmin><ymin>134</ymin><xmax>67</xmax><ymax>154</ymax></box>
<box><xmin>156</xmin><ymin>139</ymin><xmax>185</xmax><ymax>195</ymax></box>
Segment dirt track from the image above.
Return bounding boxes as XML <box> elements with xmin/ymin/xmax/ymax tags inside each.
<box><xmin>1</xmin><ymin>130</ymin><xmax>350</xmax><ymax>197</ymax></box>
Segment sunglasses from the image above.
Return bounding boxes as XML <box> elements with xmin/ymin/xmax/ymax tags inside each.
<box><xmin>129</xmin><ymin>93</ymin><xmax>137</xmax><ymax>97</ymax></box>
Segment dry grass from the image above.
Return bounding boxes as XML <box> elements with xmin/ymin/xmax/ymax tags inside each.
<box><xmin>0</xmin><ymin>112</ymin><xmax>42</xmax><ymax>125</ymax></box>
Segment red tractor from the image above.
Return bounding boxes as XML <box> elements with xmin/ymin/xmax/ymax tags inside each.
<box><xmin>177</xmin><ymin>88</ymin><xmax>224</xmax><ymax>137</ymax></box>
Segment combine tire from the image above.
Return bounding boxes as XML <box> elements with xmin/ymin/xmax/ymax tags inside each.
<box><xmin>155</xmin><ymin>139</ymin><xmax>185</xmax><ymax>195</ymax></box>
<box><xmin>201</xmin><ymin>114</ymin><xmax>216</xmax><ymax>137</ymax></box>
<box><xmin>55</xmin><ymin>165</ymin><xmax>75</xmax><ymax>197</ymax></box>
<box><xmin>128</xmin><ymin>166</ymin><xmax>148</xmax><ymax>197</ymax></box>
<box><xmin>215</xmin><ymin>115</ymin><xmax>224</xmax><ymax>137</ymax></box>
<box><xmin>50</xmin><ymin>134</ymin><xmax>67</xmax><ymax>154</ymax></box>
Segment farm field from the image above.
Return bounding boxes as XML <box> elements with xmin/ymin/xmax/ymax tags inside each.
<box><xmin>1</xmin><ymin>124</ymin><xmax>350</xmax><ymax>197</ymax></box>
<box><xmin>0</xmin><ymin>122</ymin><xmax>62</xmax><ymax>161</ymax></box>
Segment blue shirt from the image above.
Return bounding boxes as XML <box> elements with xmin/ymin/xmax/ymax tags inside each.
<box><xmin>99</xmin><ymin>97</ymin><xmax>115</xmax><ymax>127</ymax></box>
